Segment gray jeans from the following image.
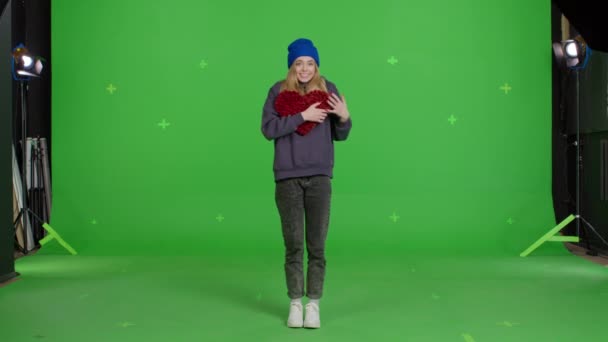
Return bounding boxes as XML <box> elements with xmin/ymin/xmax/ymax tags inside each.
<box><xmin>275</xmin><ymin>175</ymin><xmax>331</xmax><ymax>299</ymax></box>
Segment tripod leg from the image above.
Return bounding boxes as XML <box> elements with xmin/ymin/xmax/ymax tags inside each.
<box><xmin>520</xmin><ymin>214</ymin><xmax>577</xmax><ymax>257</ymax></box>
<box><xmin>40</xmin><ymin>223</ymin><xmax>77</xmax><ymax>255</ymax></box>
<box><xmin>12</xmin><ymin>210</ymin><xmax>27</xmax><ymax>255</ymax></box>
<box><xmin>13</xmin><ymin>210</ymin><xmax>23</xmax><ymax>226</ymax></box>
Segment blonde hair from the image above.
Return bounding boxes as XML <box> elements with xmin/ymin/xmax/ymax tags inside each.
<box><xmin>279</xmin><ymin>61</ymin><xmax>328</xmax><ymax>95</ymax></box>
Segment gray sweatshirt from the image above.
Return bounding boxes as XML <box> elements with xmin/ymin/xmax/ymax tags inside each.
<box><xmin>261</xmin><ymin>78</ymin><xmax>352</xmax><ymax>181</ymax></box>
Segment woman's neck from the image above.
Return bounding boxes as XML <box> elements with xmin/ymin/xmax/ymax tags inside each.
<box><xmin>298</xmin><ymin>81</ymin><xmax>310</xmax><ymax>92</ymax></box>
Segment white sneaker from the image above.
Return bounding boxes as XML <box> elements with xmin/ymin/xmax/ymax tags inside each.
<box><xmin>303</xmin><ymin>302</ymin><xmax>320</xmax><ymax>328</ymax></box>
<box><xmin>287</xmin><ymin>302</ymin><xmax>304</xmax><ymax>328</ymax></box>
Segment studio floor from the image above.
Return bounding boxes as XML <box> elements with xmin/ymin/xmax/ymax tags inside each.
<box><xmin>1</xmin><ymin>249</ymin><xmax>608</xmax><ymax>342</ymax></box>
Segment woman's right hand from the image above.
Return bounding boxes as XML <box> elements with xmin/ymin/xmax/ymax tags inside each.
<box><xmin>301</xmin><ymin>102</ymin><xmax>328</xmax><ymax>123</ymax></box>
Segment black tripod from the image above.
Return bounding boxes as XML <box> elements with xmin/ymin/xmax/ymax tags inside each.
<box><xmin>570</xmin><ymin>68</ymin><xmax>608</xmax><ymax>256</ymax></box>
<box><xmin>521</xmin><ymin>56</ymin><xmax>608</xmax><ymax>257</ymax></box>
<box><xmin>12</xmin><ymin>80</ymin><xmax>46</xmax><ymax>255</ymax></box>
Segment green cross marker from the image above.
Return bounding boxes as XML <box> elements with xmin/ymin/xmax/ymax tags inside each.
<box><xmin>507</xmin><ymin>217</ymin><xmax>514</xmax><ymax>225</ymax></box>
<box><xmin>497</xmin><ymin>321</ymin><xmax>520</xmax><ymax>327</ymax></box>
<box><xmin>119</xmin><ymin>322</ymin><xmax>135</xmax><ymax>328</ymax></box>
<box><xmin>106</xmin><ymin>84</ymin><xmax>117</xmax><ymax>94</ymax></box>
<box><xmin>387</xmin><ymin>56</ymin><xmax>398</xmax><ymax>65</ymax></box>
<box><xmin>462</xmin><ymin>333</ymin><xmax>476</xmax><ymax>342</ymax></box>
<box><xmin>200</xmin><ymin>60</ymin><xmax>208</xmax><ymax>69</ymax></box>
<box><xmin>448</xmin><ymin>114</ymin><xmax>457</xmax><ymax>125</ymax></box>
<box><xmin>158</xmin><ymin>119</ymin><xmax>171</xmax><ymax>130</ymax></box>
<box><xmin>500</xmin><ymin>83</ymin><xmax>512</xmax><ymax>94</ymax></box>
<box><xmin>389</xmin><ymin>212</ymin><xmax>400</xmax><ymax>223</ymax></box>
<box><xmin>216</xmin><ymin>214</ymin><xmax>224</xmax><ymax>222</ymax></box>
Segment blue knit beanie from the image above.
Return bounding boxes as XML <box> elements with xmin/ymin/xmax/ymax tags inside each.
<box><xmin>287</xmin><ymin>38</ymin><xmax>320</xmax><ymax>68</ymax></box>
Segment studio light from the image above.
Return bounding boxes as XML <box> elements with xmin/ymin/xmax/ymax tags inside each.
<box><xmin>11</xmin><ymin>43</ymin><xmax>44</xmax><ymax>79</ymax></box>
<box><xmin>564</xmin><ymin>40</ymin><xmax>579</xmax><ymax>58</ymax></box>
<box><xmin>552</xmin><ymin>35</ymin><xmax>592</xmax><ymax>70</ymax></box>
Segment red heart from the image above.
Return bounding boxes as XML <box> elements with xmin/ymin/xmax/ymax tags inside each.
<box><xmin>274</xmin><ymin>90</ymin><xmax>332</xmax><ymax>136</ymax></box>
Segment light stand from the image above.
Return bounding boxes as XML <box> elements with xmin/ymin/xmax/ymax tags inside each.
<box><xmin>12</xmin><ymin>79</ymin><xmax>33</xmax><ymax>254</ymax></box>
<box><xmin>571</xmin><ymin>66</ymin><xmax>600</xmax><ymax>256</ymax></box>
<box><xmin>521</xmin><ymin>37</ymin><xmax>608</xmax><ymax>256</ymax></box>
<box><xmin>571</xmin><ymin>63</ymin><xmax>608</xmax><ymax>256</ymax></box>
<box><xmin>11</xmin><ymin>44</ymin><xmax>76</xmax><ymax>255</ymax></box>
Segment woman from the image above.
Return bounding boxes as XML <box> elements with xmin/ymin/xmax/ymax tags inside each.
<box><xmin>261</xmin><ymin>38</ymin><xmax>352</xmax><ymax>328</ymax></box>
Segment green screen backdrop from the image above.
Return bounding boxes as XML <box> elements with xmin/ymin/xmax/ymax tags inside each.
<box><xmin>48</xmin><ymin>0</ymin><xmax>561</xmax><ymax>257</ymax></box>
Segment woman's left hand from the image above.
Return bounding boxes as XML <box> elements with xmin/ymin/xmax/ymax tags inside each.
<box><xmin>328</xmin><ymin>93</ymin><xmax>350</xmax><ymax>122</ymax></box>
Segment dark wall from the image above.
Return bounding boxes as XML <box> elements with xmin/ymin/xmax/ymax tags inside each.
<box><xmin>0</xmin><ymin>0</ymin><xmax>17</xmax><ymax>284</ymax></box>
<box><xmin>553</xmin><ymin>0</ymin><xmax>607</xmax><ymax>52</ymax></box>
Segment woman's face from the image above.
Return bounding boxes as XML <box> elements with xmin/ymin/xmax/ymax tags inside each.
<box><xmin>293</xmin><ymin>56</ymin><xmax>316</xmax><ymax>83</ymax></box>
